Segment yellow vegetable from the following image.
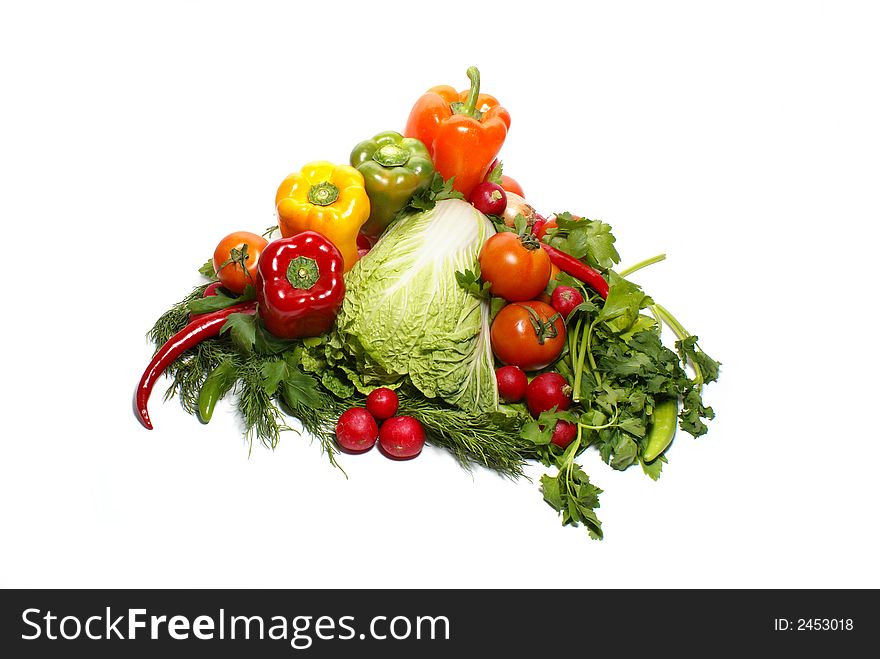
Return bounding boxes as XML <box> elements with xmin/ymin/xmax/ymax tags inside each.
<box><xmin>275</xmin><ymin>161</ymin><xmax>370</xmax><ymax>272</ymax></box>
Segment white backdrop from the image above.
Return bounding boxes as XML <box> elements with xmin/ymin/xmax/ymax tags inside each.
<box><xmin>1</xmin><ymin>0</ymin><xmax>878</xmax><ymax>588</ymax></box>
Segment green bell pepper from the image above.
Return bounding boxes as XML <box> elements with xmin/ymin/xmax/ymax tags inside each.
<box><xmin>349</xmin><ymin>130</ymin><xmax>434</xmax><ymax>237</ymax></box>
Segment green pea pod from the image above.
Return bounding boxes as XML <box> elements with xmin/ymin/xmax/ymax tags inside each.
<box><xmin>642</xmin><ymin>398</ymin><xmax>679</xmax><ymax>462</ymax></box>
<box><xmin>198</xmin><ymin>360</ymin><xmax>238</xmax><ymax>423</ymax></box>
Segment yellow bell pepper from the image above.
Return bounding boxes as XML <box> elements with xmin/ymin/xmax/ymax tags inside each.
<box><xmin>275</xmin><ymin>161</ymin><xmax>370</xmax><ymax>272</ymax></box>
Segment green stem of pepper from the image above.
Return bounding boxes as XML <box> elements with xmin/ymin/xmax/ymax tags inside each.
<box><xmin>372</xmin><ymin>144</ymin><xmax>411</xmax><ymax>168</ymax></box>
<box><xmin>307</xmin><ymin>181</ymin><xmax>339</xmax><ymax>206</ymax></box>
<box><xmin>450</xmin><ymin>66</ymin><xmax>483</xmax><ymax>120</ymax></box>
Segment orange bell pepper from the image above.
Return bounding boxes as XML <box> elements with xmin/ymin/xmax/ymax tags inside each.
<box><xmin>404</xmin><ymin>67</ymin><xmax>511</xmax><ymax>198</ymax></box>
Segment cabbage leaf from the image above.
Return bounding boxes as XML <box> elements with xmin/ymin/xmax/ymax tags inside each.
<box><xmin>336</xmin><ymin>199</ymin><xmax>498</xmax><ymax>413</ymax></box>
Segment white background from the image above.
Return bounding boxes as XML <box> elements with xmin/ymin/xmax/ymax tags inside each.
<box><xmin>1</xmin><ymin>0</ymin><xmax>878</xmax><ymax>588</ymax></box>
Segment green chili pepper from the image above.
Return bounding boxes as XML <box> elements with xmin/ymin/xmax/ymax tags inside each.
<box><xmin>350</xmin><ymin>130</ymin><xmax>434</xmax><ymax>237</ymax></box>
<box><xmin>642</xmin><ymin>398</ymin><xmax>679</xmax><ymax>462</ymax></box>
<box><xmin>197</xmin><ymin>360</ymin><xmax>238</xmax><ymax>423</ymax></box>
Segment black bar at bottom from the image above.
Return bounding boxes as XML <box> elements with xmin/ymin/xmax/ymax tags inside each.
<box><xmin>0</xmin><ymin>589</ymin><xmax>873</xmax><ymax>656</ymax></box>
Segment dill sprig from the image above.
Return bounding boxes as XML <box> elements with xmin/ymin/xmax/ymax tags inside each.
<box><xmin>398</xmin><ymin>391</ymin><xmax>534</xmax><ymax>478</ymax></box>
<box><xmin>145</xmin><ymin>287</ymin><xmax>536</xmax><ymax>478</ymax></box>
<box><xmin>147</xmin><ymin>283</ymin><xmax>210</xmax><ymax>350</ymax></box>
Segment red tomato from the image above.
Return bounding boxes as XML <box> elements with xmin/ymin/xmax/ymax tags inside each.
<box><xmin>479</xmin><ymin>232</ymin><xmax>551</xmax><ymax>302</ymax></box>
<box><xmin>212</xmin><ymin>231</ymin><xmax>268</xmax><ymax>294</ymax></box>
<box><xmin>500</xmin><ymin>175</ymin><xmax>525</xmax><ymax>198</ymax></box>
<box><xmin>490</xmin><ymin>301</ymin><xmax>566</xmax><ymax>371</ymax></box>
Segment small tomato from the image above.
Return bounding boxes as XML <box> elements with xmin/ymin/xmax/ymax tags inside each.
<box><xmin>490</xmin><ymin>301</ymin><xmax>566</xmax><ymax>371</ymax></box>
<box><xmin>212</xmin><ymin>231</ymin><xmax>268</xmax><ymax>295</ymax></box>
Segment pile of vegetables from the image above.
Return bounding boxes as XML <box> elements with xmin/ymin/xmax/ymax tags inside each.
<box><xmin>136</xmin><ymin>67</ymin><xmax>719</xmax><ymax>539</ymax></box>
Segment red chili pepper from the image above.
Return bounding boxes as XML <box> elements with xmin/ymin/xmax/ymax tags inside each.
<box><xmin>540</xmin><ymin>244</ymin><xmax>609</xmax><ymax>299</ymax></box>
<box><xmin>136</xmin><ymin>302</ymin><xmax>257</xmax><ymax>429</ymax></box>
<box><xmin>255</xmin><ymin>230</ymin><xmax>345</xmax><ymax>339</ymax></box>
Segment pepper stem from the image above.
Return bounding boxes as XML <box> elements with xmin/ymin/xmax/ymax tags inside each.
<box><xmin>372</xmin><ymin>144</ymin><xmax>410</xmax><ymax>168</ymax></box>
<box><xmin>308</xmin><ymin>181</ymin><xmax>339</xmax><ymax>206</ymax></box>
<box><xmin>449</xmin><ymin>66</ymin><xmax>483</xmax><ymax>120</ymax></box>
<box><xmin>286</xmin><ymin>256</ymin><xmax>320</xmax><ymax>290</ymax></box>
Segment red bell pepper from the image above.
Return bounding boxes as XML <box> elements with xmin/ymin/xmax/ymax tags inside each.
<box><xmin>255</xmin><ymin>231</ymin><xmax>346</xmax><ymax>339</ymax></box>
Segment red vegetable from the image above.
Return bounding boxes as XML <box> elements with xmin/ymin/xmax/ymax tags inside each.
<box><xmin>356</xmin><ymin>233</ymin><xmax>374</xmax><ymax>258</ymax></box>
<box><xmin>479</xmin><ymin>232</ymin><xmax>551</xmax><ymax>302</ymax></box>
<box><xmin>335</xmin><ymin>408</ymin><xmax>379</xmax><ymax>453</ymax></box>
<box><xmin>255</xmin><ymin>231</ymin><xmax>346</xmax><ymax>339</ymax></box>
<box><xmin>203</xmin><ymin>282</ymin><xmax>224</xmax><ymax>298</ymax></box>
<box><xmin>379</xmin><ymin>416</ymin><xmax>425</xmax><ymax>459</ymax></box>
<box><xmin>365</xmin><ymin>387</ymin><xmax>399</xmax><ymax>420</ymax></box>
<box><xmin>500</xmin><ymin>175</ymin><xmax>525</xmax><ymax>198</ymax></box>
<box><xmin>550</xmin><ymin>421</ymin><xmax>577</xmax><ymax>449</ymax></box>
<box><xmin>495</xmin><ymin>365</ymin><xmax>528</xmax><ymax>403</ymax></box>
<box><xmin>135</xmin><ymin>302</ymin><xmax>257</xmax><ymax>429</ymax></box>
<box><xmin>551</xmin><ymin>285</ymin><xmax>584</xmax><ymax>319</ymax></box>
<box><xmin>469</xmin><ymin>181</ymin><xmax>508</xmax><ymax>216</ymax></box>
<box><xmin>490</xmin><ymin>301</ymin><xmax>566</xmax><ymax>371</ymax></box>
<box><xmin>213</xmin><ymin>231</ymin><xmax>268</xmax><ymax>295</ymax></box>
<box><xmin>540</xmin><ymin>243</ymin><xmax>609</xmax><ymax>299</ymax></box>
<box><xmin>526</xmin><ymin>372</ymin><xmax>572</xmax><ymax>417</ymax></box>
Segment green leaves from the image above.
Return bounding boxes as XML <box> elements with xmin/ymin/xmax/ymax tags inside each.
<box><xmin>220</xmin><ymin>312</ymin><xmax>257</xmax><ymax>353</ymax></box>
<box><xmin>546</xmin><ymin>212</ymin><xmax>620</xmax><ymax>270</ymax></box>
<box><xmin>408</xmin><ymin>172</ymin><xmax>465</xmax><ymax>212</ymax></box>
<box><xmin>540</xmin><ymin>463</ymin><xmax>604</xmax><ymax>540</ymax></box>
<box><xmin>455</xmin><ymin>265</ymin><xmax>492</xmax><ymax>299</ymax></box>
<box><xmin>676</xmin><ymin>335</ymin><xmax>721</xmax><ymax>386</ymax></box>
<box><xmin>598</xmin><ymin>271</ymin><xmax>652</xmax><ymax>334</ymax></box>
<box><xmin>521</xmin><ymin>409</ymin><xmax>579</xmax><ymax>448</ymax></box>
<box><xmin>187</xmin><ymin>285</ymin><xmax>255</xmax><ymax>314</ymax></box>
<box><xmin>260</xmin><ymin>359</ymin><xmax>288</xmax><ymax>397</ymax></box>
<box><xmin>486</xmin><ymin>160</ymin><xmax>503</xmax><ymax>185</ymax></box>
<box><xmin>199</xmin><ymin>260</ymin><xmax>218</xmax><ymax>280</ymax></box>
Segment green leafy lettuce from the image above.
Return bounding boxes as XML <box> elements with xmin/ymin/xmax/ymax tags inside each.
<box><xmin>335</xmin><ymin>199</ymin><xmax>498</xmax><ymax>414</ymax></box>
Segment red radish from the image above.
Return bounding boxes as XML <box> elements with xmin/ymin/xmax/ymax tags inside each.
<box><xmin>526</xmin><ymin>373</ymin><xmax>572</xmax><ymax>416</ymax></box>
<box><xmin>550</xmin><ymin>420</ymin><xmax>577</xmax><ymax>449</ymax></box>
<box><xmin>469</xmin><ymin>181</ymin><xmax>508</xmax><ymax>216</ymax></box>
<box><xmin>356</xmin><ymin>233</ymin><xmax>374</xmax><ymax>258</ymax></box>
<box><xmin>203</xmin><ymin>282</ymin><xmax>224</xmax><ymax>298</ymax></box>
<box><xmin>551</xmin><ymin>286</ymin><xmax>584</xmax><ymax>318</ymax></box>
<box><xmin>335</xmin><ymin>408</ymin><xmax>379</xmax><ymax>453</ymax></box>
<box><xmin>379</xmin><ymin>416</ymin><xmax>425</xmax><ymax>459</ymax></box>
<box><xmin>495</xmin><ymin>365</ymin><xmax>528</xmax><ymax>403</ymax></box>
<box><xmin>366</xmin><ymin>387</ymin><xmax>399</xmax><ymax>420</ymax></box>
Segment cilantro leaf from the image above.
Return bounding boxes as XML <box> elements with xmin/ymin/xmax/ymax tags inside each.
<box><xmin>408</xmin><ymin>173</ymin><xmax>464</xmax><ymax>212</ymax></box>
<box><xmin>455</xmin><ymin>266</ymin><xmax>493</xmax><ymax>299</ymax></box>
<box><xmin>187</xmin><ymin>284</ymin><xmax>255</xmax><ymax>314</ymax></box>
<box><xmin>640</xmin><ymin>454</ymin><xmax>666</xmax><ymax>481</ymax></box>
<box><xmin>199</xmin><ymin>260</ymin><xmax>218</xmax><ymax>280</ymax></box>
<box><xmin>260</xmin><ymin>359</ymin><xmax>289</xmax><ymax>397</ymax></box>
<box><xmin>220</xmin><ymin>312</ymin><xmax>257</xmax><ymax>353</ymax></box>
<box><xmin>486</xmin><ymin>161</ymin><xmax>503</xmax><ymax>184</ymax></box>
<box><xmin>281</xmin><ymin>367</ymin><xmax>324</xmax><ymax>410</ymax></box>
<box><xmin>548</xmin><ymin>213</ymin><xmax>620</xmax><ymax>270</ymax></box>
<box><xmin>540</xmin><ymin>463</ymin><xmax>603</xmax><ymax>540</ymax></box>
